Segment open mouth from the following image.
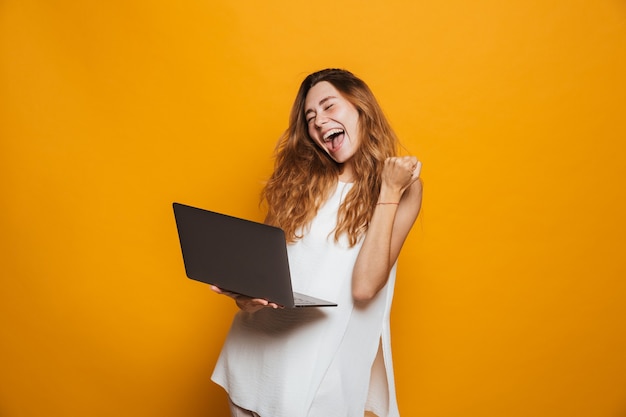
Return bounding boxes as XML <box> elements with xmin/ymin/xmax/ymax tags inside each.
<box><xmin>323</xmin><ymin>128</ymin><xmax>345</xmax><ymax>151</ymax></box>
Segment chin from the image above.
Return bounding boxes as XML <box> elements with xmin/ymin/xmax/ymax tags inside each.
<box><xmin>332</xmin><ymin>150</ymin><xmax>355</xmax><ymax>164</ymax></box>
<box><xmin>329</xmin><ymin>155</ymin><xmax>347</xmax><ymax>164</ymax></box>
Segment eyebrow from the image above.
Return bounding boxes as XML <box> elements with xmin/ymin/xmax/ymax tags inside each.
<box><xmin>304</xmin><ymin>96</ymin><xmax>336</xmax><ymax>117</ymax></box>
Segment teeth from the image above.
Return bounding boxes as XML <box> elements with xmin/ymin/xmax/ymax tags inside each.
<box><xmin>323</xmin><ymin>129</ymin><xmax>344</xmax><ymax>142</ymax></box>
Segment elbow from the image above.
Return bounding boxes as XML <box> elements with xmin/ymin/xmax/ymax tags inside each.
<box><xmin>352</xmin><ymin>283</ymin><xmax>381</xmax><ymax>304</ymax></box>
<box><xmin>351</xmin><ymin>268</ymin><xmax>389</xmax><ymax>303</ymax></box>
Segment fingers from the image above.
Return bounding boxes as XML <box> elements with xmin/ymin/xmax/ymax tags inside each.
<box><xmin>408</xmin><ymin>160</ymin><xmax>422</xmax><ymax>184</ymax></box>
<box><xmin>237</xmin><ymin>297</ymin><xmax>282</xmax><ymax>312</ymax></box>
<box><xmin>211</xmin><ymin>285</ymin><xmax>240</xmax><ymax>298</ymax></box>
<box><xmin>383</xmin><ymin>156</ymin><xmax>422</xmax><ymax>186</ymax></box>
<box><xmin>412</xmin><ymin>160</ymin><xmax>422</xmax><ymax>177</ymax></box>
<box><xmin>212</xmin><ymin>286</ymin><xmax>282</xmax><ymax>311</ymax></box>
<box><xmin>249</xmin><ymin>298</ymin><xmax>282</xmax><ymax>309</ymax></box>
<box><xmin>385</xmin><ymin>156</ymin><xmax>420</xmax><ymax>174</ymax></box>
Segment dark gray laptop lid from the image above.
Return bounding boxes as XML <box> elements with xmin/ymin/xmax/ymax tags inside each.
<box><xmin>173</xmin><ymin>202</ymin><xmax>297</xmax><ymax>306</ymax></box>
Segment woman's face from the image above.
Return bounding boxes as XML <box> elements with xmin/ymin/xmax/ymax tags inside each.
<box><xmin>304</xmin><ymin>81</ymin><xmax>361</xmax><ymax>165</ymax></box>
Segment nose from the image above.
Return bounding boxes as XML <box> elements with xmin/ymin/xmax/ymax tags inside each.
<box><xmin>314</xmin><ymin>114</ymin><xmax>328</xmax><ymax>128</ymax></box>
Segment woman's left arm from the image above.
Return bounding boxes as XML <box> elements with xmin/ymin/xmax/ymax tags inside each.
<box><xmin>351</xmin><ymin>157</ymin><xmax>423</xmax><ymax>303</ymax></box>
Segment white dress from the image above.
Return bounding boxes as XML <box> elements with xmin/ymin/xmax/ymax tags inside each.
<box><xmin>211</xmin><ymin>182</ymin><xmax>400</xmax><ymax>417</ymax></box>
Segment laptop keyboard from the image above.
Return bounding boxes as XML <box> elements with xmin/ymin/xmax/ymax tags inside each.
<box><xmin>293</xmin><ymin>296</ymin><xmax>316</xmax><ymax>305</ymax></box>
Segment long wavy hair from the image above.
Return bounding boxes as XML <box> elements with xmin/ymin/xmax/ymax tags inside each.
<box><xmin>262</xmin><ymin>69</ymin><xmax>399</xmax><ymax>247</ymax></box>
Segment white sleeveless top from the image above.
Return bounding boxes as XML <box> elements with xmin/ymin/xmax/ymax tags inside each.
<box><xmin>211</xmin><ymin>182</ymin><xmax>400</xmax><ymax>417</ymax></box>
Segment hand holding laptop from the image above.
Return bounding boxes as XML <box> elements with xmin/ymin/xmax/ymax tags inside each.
<box><xmin>211</xmin><ymin>285</ymin><xmax>283</xmax><ymax>312</ymax></box>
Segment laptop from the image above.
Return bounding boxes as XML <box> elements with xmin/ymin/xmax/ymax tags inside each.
<box><xmin>172</xmin><ymin>202</ymin><xmax>337</xmax><ymax>308</ymax></box>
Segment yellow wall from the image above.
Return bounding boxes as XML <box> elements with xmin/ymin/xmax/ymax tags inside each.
<box><xmin>1</xmin><ymin>1</ymin><xmax>625</xmax><ymax>416</ymax></box>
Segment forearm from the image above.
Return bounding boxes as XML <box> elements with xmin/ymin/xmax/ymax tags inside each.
<box><xmin>351</xmin><ymin>187</ymin><xmax>402</xmax><ymax>302</ymax></box>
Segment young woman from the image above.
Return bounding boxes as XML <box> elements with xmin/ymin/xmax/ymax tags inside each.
<box><xmin>211</xmin><ymin>68</ymin><xmax>423</xmax><ymax>417</ymax></box>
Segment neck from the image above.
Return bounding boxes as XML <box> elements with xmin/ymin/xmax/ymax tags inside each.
<box><xmin>338</xmin><ymin>163</ymin><xmax>354</xmax><ymax>183</ymax></box>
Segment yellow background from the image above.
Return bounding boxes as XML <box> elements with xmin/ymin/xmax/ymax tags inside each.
<box><xmin>1</xmin><ymin>0</ymin><xmax>625</xmax><ymax>416</ymax></box>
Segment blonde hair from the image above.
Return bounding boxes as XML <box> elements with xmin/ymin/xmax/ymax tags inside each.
<box><xmin>262</xmin><ymin>69</ymin><xmax>399</xmax><ymax>246</ymax></box>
